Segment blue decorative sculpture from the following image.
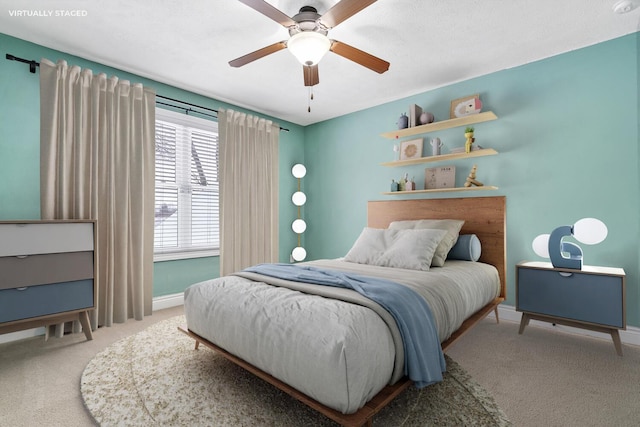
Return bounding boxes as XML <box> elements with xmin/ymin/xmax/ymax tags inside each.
<box><xmin>533</xmin><ymin>218</ymin><xmax>608</xmax><ymax>270</ymax></box>
<box><xmin>548</xmin><ymin>225</ymin><xmax>584</xmax><ymax>269</ymax></box>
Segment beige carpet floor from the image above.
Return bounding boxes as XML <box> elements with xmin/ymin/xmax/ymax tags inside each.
<box><xmin>446</xmin><ymin>318</ymin><xmax>640</xmax><ymax>427</ymax></box>
<box><xmin>1</xmin><ymin>305</ymin><xmax>639</xmax><ymax>426</ymax></box>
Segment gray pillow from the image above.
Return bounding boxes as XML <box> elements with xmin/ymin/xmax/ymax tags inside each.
<box><xmin>388</xmin><ymin>219</ymin><xmax>465</xmax><ymax>267</ymax></box>
<box><xmin>344</xmin><ymin>227</ymin><xmax>448</xmax><ymax>271</ymax></box>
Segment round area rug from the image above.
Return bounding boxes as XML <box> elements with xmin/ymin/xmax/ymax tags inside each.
<box><xmin>81</xmin><ymin>316</ymin><xmax>511</xmax><ymax>426</ymax></box>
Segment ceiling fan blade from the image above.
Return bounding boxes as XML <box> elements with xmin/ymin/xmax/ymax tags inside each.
<box><xmin>320</xmin><ymin>0</ymin><xmax>377</xmax><ymax>28</ymax></box>
<box><xmin>330</xmin><ymin>40</ymin><xmax>390</xmax><ymax>74</ymax></box>
<box><xmin>236</xmin><ymin>0</ymin><xmax>296</xmax><ymax>27</ymax></box>
<box><xmin>303</xmin><ymin>64</ymin><xmax>319</xmax><ymax>86</ymax></box>
<box><xmin>229</xmin><ymin>41</ymin><xmax>287</xmax><ymax>67</ymax></box>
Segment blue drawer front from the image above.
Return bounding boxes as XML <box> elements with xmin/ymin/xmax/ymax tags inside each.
<box><xmin>0</xmin><ymin>279</ymin><xmax>94</xmax><ymax>323</ymax></box>
<box><xmin>517</xmin><ymin>268</ymin><xmax>623</xmax><ymax>328</ymax></box>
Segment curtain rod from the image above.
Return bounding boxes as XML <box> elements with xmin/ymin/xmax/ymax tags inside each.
<box><xmin>6</xmin><ymin>53</ymin><xmax>39</xmax><ymax>72</ymax></box>
<box><xmin>156</xmin><ymin>95</ymin><xmax>290</xmax><ymax>132</ymax></box>
<box><xmin>156</xmin><ymin>101</ymin><xmax>218</xmax><ymax>120</ymax></box>
<box><xmin>6</xmin><ymin>53</ymin><xmax>290</xmax><ymax>132</ymax></box>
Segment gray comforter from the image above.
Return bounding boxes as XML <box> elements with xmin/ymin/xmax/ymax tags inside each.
<box><xmin>183</xmin><ymin>259</ymin><xmax>499</xmax><ymax>414</ymax></box>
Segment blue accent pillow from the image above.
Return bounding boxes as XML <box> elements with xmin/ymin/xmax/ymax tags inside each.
<box><xmin>447</xmin><ymin>234</ymin><xmax>481</xmax><ymax>261</ymax></box>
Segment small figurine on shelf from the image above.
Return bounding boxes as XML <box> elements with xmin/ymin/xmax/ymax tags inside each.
<box><xmin>398</xmin><ymin>172</ymin><xmax>412</xmax><ymax>191</ymax></box>
<box><xmin>430</xmin><ymin>137</ymin><xmax>442</xmax><ymax>156</ymax></box>
<box><xmin>397</xmin><ymin>113</ymin><xmax>409</xmax><ymax>129</ymax></box>
<box><xmin>464</xmin><ymin>164</ymin><xmax>484</xmax><ymax>187</ymax></box>
<box><xmin>398</xmin><ymin>174</ymin><xmax>406</xmax><ymax>191</ymax></box>
<box><xmin>390</xmin><ymin>179</ymin><xmax>398</xmax><ymax>192</ymax></box>
<box><xmin>419</xmin><ymin>111</ymin><xmax>435</xmax><ymax>125</ymax></box>
<box><xmin>393</xmin><ymin>143</ymin><xmax>400</xmax><ymax>161</ymax></box>
<box><xmin>406</xmin><ymin>176</ymin><xmax>416</xmax><ymax>191</ymax></box>
<box><xmin>464</xmin><ymin>127</ymin><xmax>475</xmax><ymax>153</ymax></box>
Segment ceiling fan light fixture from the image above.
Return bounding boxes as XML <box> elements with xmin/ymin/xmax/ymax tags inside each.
<box><xmin>287</xmin><ymin>31</ymin><xmax>331</xmax><ymax>66</ymax></box>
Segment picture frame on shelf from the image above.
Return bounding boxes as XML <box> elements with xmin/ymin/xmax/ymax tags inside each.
<box><xmin>400</xmin><ymin>138</ymin><xmax>423</xmax><ymax>160</ymax></box>
<box><xmin>450</xmin><ymin>94</ymin><xmax>482</xmax><ymax>119</ymax></box>
<box><xmin>425</xmin><ymin>165</ymin><xmax>456</xmax><ymax>189</ymax></box>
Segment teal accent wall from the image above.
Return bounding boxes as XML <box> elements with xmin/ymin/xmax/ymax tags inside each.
<box><xmin>0</xmin><ymin>33</ymin><xmax>305</xmax><ymax>297</ymax></box>
<box><xmin>1</xmin><ymin>32</ymin><xmax>638</xmax><ymax>327</ymax></box>
<box><xmin>303</xmin><ymin>33</ymin><xmax>640</xmax><ymax>327</ymax></box>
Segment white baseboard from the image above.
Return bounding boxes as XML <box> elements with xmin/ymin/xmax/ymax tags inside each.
<box><xmin>0</xmin><ymin>327</ymin><xmax>47</xmax><ymax>345</ymax></box>
<box><xmin>152</xmin><ymin>292</ymin><xmax>184</xmax><ymax>311</ymax></box>
<box><xmin>0</xmin><ymin>293</ymin><xmax>185</xmax><ymax>345</ymax></box>
<box><xmin>490</xmin><ymin>304</ymin><xmax>640</xmax><ymax>347</ymax></box>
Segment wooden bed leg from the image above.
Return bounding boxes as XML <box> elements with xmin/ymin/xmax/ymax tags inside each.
<box><xmin>493</xmin><ymin>306</ymin><xmax>500</xmax><ymax>324</ymax></box>
<box><xmin>194</xmin><ymin>340</ymin><xmax>200</xmax><ymax>350</ymax></box>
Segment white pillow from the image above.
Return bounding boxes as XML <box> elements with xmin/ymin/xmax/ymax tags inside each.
<box><xmin>343</xmin><ymin>227</ymin><xmax>392</xmax><ymax>265</ymax></box>
<box><xmin>388</xmin><ymin>219</ymin><xmax>465</xmax><ymax>267</ymax></box>
<box><xmin>344</xmin><ymin>227</ymin><xmax>448</xmax><ymax>271</ymax></box>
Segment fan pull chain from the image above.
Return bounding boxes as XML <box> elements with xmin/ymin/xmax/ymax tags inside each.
<box><xmin>308</xmin><ymin>86</ymin><xmax>314</xmax><ymax>113</ymax></box>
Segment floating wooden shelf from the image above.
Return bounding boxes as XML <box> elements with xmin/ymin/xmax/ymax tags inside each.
<box><xmin>381</xmin><ymin>148</ymin><xmax>498</xmax><ymax>167</ymax></box>
<box><xmin>381</xmin><ymin>186</ymin><xmax>498</xmax><ymax>195</ymax></box>
<box><xmin>381</xmin><ymin>111</ymin><xmax>498</xmax><ymax>139</ymax></box>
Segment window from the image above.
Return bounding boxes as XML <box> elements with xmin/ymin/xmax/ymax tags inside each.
<box><xmin>154</xmin><ymin>108</ymin><xmax>219</xmax><ymax>261</ymax></box>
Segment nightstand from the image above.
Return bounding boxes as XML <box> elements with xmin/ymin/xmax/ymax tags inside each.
<box><xmin>516</xmin><ymin>261</ymin><xmax>626</xmax><ymax>356</ymax></box>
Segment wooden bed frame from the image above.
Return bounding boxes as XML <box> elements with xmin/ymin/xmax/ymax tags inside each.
<box><xmin>179</xmin><ymin>195</ymin><xmax>506</xmax><ymax>427</ymax></box>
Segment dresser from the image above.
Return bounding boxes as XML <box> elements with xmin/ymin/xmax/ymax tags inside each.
<box><xmin>516</xmin><ymin>261</ymin><xmax>626</xmax><ymax>355</ymax></box>
<box><xmin>0</xmin><ymin>220</ymin><xmax>96</xmax><ymax>341</ymax></box>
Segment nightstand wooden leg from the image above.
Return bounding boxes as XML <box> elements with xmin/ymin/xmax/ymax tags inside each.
<box><xmin>518</xmin><ymin>313</ymin><xmax>530</xmax><ymax>334</ymax></box>
<box><xmin>610</xmin><ymin>329</ymin><xmax>623</xmax><ymax>356</ymax></box>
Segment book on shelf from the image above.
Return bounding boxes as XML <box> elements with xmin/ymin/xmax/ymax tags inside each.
<box><xmin>409</xmin><ymin>104</ymin><xmax>422</xmax><ymax>128</ymax></box>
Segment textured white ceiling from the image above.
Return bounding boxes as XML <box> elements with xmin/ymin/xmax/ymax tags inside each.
<box><xmin>1</xmin><ymin>0</ymin><xmax>638</xmax><ymax>126</ymax></box>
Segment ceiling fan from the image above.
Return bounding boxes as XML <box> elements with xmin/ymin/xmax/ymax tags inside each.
<box><xmin>229</xmin><ymin>0</ymin><xmax>390</xmax><ymax>87</ymax></box>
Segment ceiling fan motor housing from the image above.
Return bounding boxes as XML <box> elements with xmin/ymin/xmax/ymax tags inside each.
<box><xmin>289</xmin><ymin>6</ymin><xmax>328</xmax><ymax>36</ymax></box>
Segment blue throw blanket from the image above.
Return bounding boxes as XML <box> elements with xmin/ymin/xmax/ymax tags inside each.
<box><xmin>243</xmin><ymin>263</ymin><xmax>446</xmax><ymax>388</ymax></box>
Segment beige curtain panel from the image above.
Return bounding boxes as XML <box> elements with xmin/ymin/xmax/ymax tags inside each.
<box><xmin>218</xmin><ymin>108</ymin><xmax>279</xmax><ymax>276</ymax></box>
<box><xmin>39</xmin><ymin>58</ymin><xmax>155</xmax><ymax>327</ymax></box>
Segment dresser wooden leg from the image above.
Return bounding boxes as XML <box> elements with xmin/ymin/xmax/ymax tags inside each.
<box><xmin>79</xmin><ymin>311</ymin><xmax>93</xmax><ymax>341</ymax></box>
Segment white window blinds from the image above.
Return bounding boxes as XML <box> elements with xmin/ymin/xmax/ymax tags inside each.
<box><xmin>154</xmin><ymin>108</ymin><xmax>219</xmax><ymax>260</ymax></box>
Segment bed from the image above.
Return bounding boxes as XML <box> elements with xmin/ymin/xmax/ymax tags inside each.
<box><xmin>180</xmin><ymin>196</ymin><xmax>506</xmax><ymax>427</ymax></box>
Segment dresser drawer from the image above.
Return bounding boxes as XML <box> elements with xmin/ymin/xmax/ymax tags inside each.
<box><xmin>0</xmin><ymin>221</ymin><xmax>94</xmax><ymax>256</ymax></box>
<box><xmin>0</xmin><ymin>279</ymin><xmax>94</xmax><ymax>323</ymax></box>
<box><xmin>0</xmin><ymin>251</ymin><xmax>94</xmax><ymax>290</ymax></box>
<box><xmin>517</xmin><ymin>267</ymin><xmax>624</xmax><ymax>328</ymax></box>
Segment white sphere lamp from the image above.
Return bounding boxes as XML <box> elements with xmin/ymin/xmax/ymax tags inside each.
<box><xmin>292</xmin><ymin>191</ymin><xmax>306</xmax><ymax>206</ymax></box>
<box><xmin>292</xmin><ymin>218</ymin><xmax>307</xmax><ymax>234</ymax></box>
<box><xmin>292</xmin><ymin>163</ymin><xmax>307</xmax><ymax>179</ymax></box>
<box><xmin>291</xmin><ymin>246</ymin><xmax>307</xmax><ymax>262</ymax></box>
<box><xmin>291</xmin><ymin>163</ymin><xmax>307</xmax><ymax>262</ymax></box>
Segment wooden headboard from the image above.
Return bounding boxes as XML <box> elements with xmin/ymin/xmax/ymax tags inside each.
<box><xmin>368</xmin><ymin>196</ymin><xmax>506</xmax><ymax>299</ymax></box>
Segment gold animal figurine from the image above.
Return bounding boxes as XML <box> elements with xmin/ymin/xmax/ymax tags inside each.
<box><xmin>464</xmin><ymin>164</ymin><xmax>484</xmax><ymax>187</ymax></box>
